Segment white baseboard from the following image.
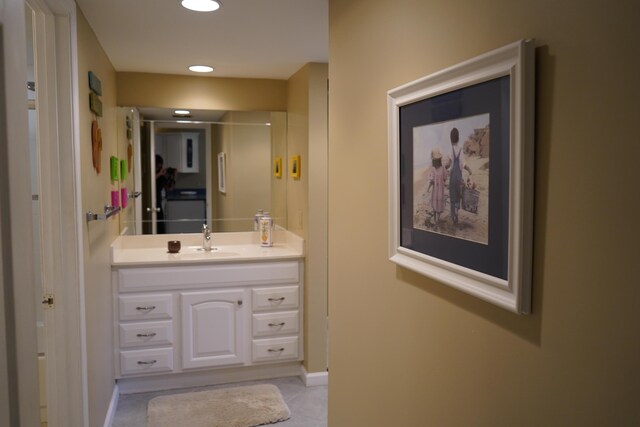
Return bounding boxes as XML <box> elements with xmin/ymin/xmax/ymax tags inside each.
<box><xmin>300</xmin><ymin>366</ymin><xmax>328</xmax><ymax>387</ymax></box>
<box><xmin>103</xmin><ymin>384</ymin><xmax>119</xmax><ymax>427</ymax></box>
<box><xmin>117</xmin><ymin>362</ymin><xmax>303</xmax><ymax>394</ymax></box>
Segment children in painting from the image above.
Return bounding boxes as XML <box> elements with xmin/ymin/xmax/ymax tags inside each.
<box><xmin>427</xmin><ymin>147</ymin><xmax>445</xmax><ymax>228</ymax></box>
<box><xmin>447</xmin><ymin>127</ymin><xmax>472</xmax><ymax>225</ymax></box>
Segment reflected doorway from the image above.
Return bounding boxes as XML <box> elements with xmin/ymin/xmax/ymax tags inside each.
<box><xmin>25</xmin><ymin>4</ymin><xmax>47</xmax><ymax>425</ymax></box>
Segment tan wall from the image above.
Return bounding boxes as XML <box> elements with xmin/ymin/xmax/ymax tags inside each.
<box><xmin>328</xmin><ymin>1</ymin><xmax>640</xmax><ymax>426</ymax></box>
<box><xmin>306</xmin><ymin>63</ymin><xmax>328</xmax><ymax>374</ymax></box>
<box><xmin>116</xmin><ymin>72</ymin><xmax>287</xmax><ymax>112</ymax></box>
<box><xmin>287</xmin><ymin>63</ymin><xmax>329</xmax><ymax>373</ymax></box>
<box><xmin>76</xmin><ymin>9</ymin><xmax>118</xmax><ymax>427</ymax></box>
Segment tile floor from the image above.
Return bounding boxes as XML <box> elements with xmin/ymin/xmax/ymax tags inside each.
<box><xmin>112</xmin><ymin>376</ymin><xmax>327</xmax><ymax>427</ymax></box>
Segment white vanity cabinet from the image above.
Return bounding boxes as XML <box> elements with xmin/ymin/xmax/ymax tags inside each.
<box><xmin>112</xmin><ymin>259</ymin><xmax>303</xmax><ymax>380</ymax></box>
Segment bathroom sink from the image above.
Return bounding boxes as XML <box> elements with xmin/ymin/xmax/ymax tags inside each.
<box><xmin>173</xmin><ymin>246</ymin><xmax>240</xmax><ymax>259</ymax></box>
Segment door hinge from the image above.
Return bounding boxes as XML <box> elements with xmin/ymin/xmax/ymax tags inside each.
<box><xmin>42</xmin><ymin>294</ymin><xmax>54</xmax><ymax>309</ymax></box>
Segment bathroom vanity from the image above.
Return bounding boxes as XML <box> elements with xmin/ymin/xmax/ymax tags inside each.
<box><xmin>111</xmin><ymin>231</ymin><xmax>304</xmax><ymax>391</ymax></box>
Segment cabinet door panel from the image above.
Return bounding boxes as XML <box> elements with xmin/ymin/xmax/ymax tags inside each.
<box><xmin>181</xmin><ymin>290</ymin><xmax>246</xmax><ymax>369</ymax></box>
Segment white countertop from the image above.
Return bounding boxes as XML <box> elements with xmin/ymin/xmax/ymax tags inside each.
<box><xmin>111</xmin><ymin>230</ymin><xmax>304</xmax><ymax>267</ymax></box>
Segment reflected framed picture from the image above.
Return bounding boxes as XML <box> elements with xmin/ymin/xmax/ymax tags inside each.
<box><xmin>274</xmin><ymin>157</ymin><xmax>282</xmax><ymax>178</ymax></box>
<box><xmin>217</xmin><ymin>152</ymin><xmax>226</xmax><ymax>194</ymax></box>
<box><xmin>290</xmin><ymin>155</ymin><xmax>301</xmax><ymax>179</ymax></box>
<box><xmin>387</xmin><ymin>40</ymin><xmax>535</xmax><ymax>314</ymax></box>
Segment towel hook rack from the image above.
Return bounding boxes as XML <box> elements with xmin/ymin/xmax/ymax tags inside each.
<box><xmin>86</xmin><ymin>204</ymin><xmax>121</xmax><ymax>222</ymax></box>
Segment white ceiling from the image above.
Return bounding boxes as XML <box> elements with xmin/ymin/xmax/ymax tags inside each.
<box><xmin>75</xmin><ymin>0</ymin><xmax>328</xmax><ymax>80</ymax></box>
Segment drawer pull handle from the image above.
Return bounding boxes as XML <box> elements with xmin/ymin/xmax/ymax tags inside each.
<box><xmin>267</xmin><ymin>297</ymin><xmax>285</xmax><ymax>302</ymax></box>
<box><xmin>268</xmin><ymin>348</ymin><xmax>285</xmax><ymax>353</ymax></box>
<box><xmin>137</xmin><ymin>360</ymin><xmax>157</xmax><ymax>365</ymax></box>
<box><xmin>268</xmin><ymin>322</ymin><xmax>286</xmax><ymax>327</ymax></box>
<box><xmin>237</xmin><ymin>300</ymin><xmax>243</xmax><ymax>306</ymax></box>
<box><xmin>136</xmin><ymin>332</ymin><xmax>157</xmax><ymax>338</ymax></box>
<box><xmin>135</xmin><ymin>305</ymin><xmax>156</xmax><ymax>311</ymax></box>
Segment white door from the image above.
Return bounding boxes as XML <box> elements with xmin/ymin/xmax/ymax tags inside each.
<box><xmin>25</xmin><ymin>1</ymin><xmax>87</xmax><ymax>425</ymax></box>
<box><xmin>181</xmin><ymin>289</ymin><xmax>246</xmax><ymax>369</ymax></box>
<box><xmin>0</xmin><ymin>2</ymin><xmax>39</xmax><ymax>425</ymax></box>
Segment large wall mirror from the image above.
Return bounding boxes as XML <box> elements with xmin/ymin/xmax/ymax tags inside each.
<box><xmin>117</xmin><ymin>107</ymin><xmax>287</xmax><ymax>235</ymax></box>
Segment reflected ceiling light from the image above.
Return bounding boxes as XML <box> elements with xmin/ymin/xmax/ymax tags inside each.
<box><xmin>181</xmin><ymin>0</ymin><xmax>221</xmax><ymax>12</ymax></box>
<box><xmin>174</xmin><ymin>110</ymin><xmax>190</xmax><ymax>115</ymax></box>
<box><xmin>176</xmin><ymin>120</ymin><xmax>193</xmax><ymax>123</ymax></box>
<box><xmin>188</xmin><ymin>65</ymin><xmax>214</xmax><ymax>73</ymax></box>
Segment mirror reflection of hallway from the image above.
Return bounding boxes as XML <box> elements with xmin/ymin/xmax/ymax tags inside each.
<box><xmin>124</xmin><ymin>109</ymin><xmax>287</xmax><ymax>234</ymax></box>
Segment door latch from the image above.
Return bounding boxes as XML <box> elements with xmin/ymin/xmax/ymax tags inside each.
<box><xmin>42</xmin><ymin>294</ymin><xmax>54</xmax><ymax>309</ymax></box>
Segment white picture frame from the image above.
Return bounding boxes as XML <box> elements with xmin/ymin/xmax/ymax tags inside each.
<box><xmin>387</xmin><ymin>39</ymin><xmax>535</xmax><ymax>314</ymax></box>
<box><xmin>217</xmin><ymin>152</ymin><xmax>226</xmax><ymax>194</ymax></box>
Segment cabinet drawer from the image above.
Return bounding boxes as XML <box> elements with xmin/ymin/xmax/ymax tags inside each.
<box><xmin>252</xmin><ymin>337</ymin><xmax>299</xmax><ymax>362</ymax></box>
<box><xmin>252</xmin><ymin>311</ymin><xmax>299</xmax><ymax>337</ymax></box>
<box><xmin>120</xmin><ymin>348</ymin><xmax>173</xmax><ymax>376</ymax></box>
<box><xmin>119</xmin><ymin>321</ymin><xmax>173</xmax><ymax>348</ymax></box>
<box><xmin>252</xmin><ymin>286</ymin><xmax>299</xmax><ymax>311</ymax></box>
<box><xmin>119</xmin><ymin>294</ymin><xmax>173</xmax><ymax>321</ymax></box>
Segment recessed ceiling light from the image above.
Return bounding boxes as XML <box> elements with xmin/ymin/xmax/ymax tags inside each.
<box><xmin>188</xmin><ymin>65</ymin><xmax>214</xmax><ymax>73</ymax></box>
<box><xmin>174</xmin><ymin>110</ymin><xmax>190</xmax><ymax>115</ymax></box>
<box><xmin>181</xmin><ymin>0</ymin><xmax>220</xmax><ymax>12</ymax></box>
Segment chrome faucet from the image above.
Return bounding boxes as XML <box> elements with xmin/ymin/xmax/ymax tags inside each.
<box><xmin>202</xmin><ymin>223</ymin><xmax>213</xmax><ymax>251</ymax></box>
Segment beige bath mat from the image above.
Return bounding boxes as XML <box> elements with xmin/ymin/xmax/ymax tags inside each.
<box><xmin>147</xmin><ymin>384</ymin><xmax>290</xmax><ymax>427</ymax></box>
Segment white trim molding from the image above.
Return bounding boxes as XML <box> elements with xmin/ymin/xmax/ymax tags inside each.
<box><xmin>117</xmin><ymin>362</ymin><xmax>303</xmax><ymax>395</ymax></box>
<box><xmin>103</xmin><ymin>384</ymin><xmax>119</xmax><ymax>427</ymax></box>
<box><xmin>300</xmin><ymin>366</ymin><xmax>328</xmax><ymax>387</ymax></box>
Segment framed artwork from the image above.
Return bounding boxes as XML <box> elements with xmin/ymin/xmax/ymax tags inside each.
<box><xmin>290</xmin><ymin>155</ymin><xmax>301</xmax><ymax>179</ymax></box>
<box><xmin>274</xmin><ymin>157</ymin><xmax>282</xmax><ymax>178</ymax></box>
<box><xmin>89</xmin><ymin>92</ymin><xmax>102</xmax><ymax>116</ymax></box>
<box><xmin>387</xmin><ymin>40</ymin><xmax>535</xmax><ymax>314</ymax></box>
<box><xmin>88</xmin><ymin>70</ymin><xmax>102</xmax><ymax>95</ymax></box>
<box><xmin>110</xmin><ymin>156</ymin><xmax>119</xmax><ymax>181</ymax></box>
<box><xmin>217</xmin><ymin>152</ymin><xmax>226</xmax><ymax>194</ymax></box>
<box><xmin>120</xmin><ymin>159</ymin><xmax>127</xmax><ymax>181</ymax></box>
